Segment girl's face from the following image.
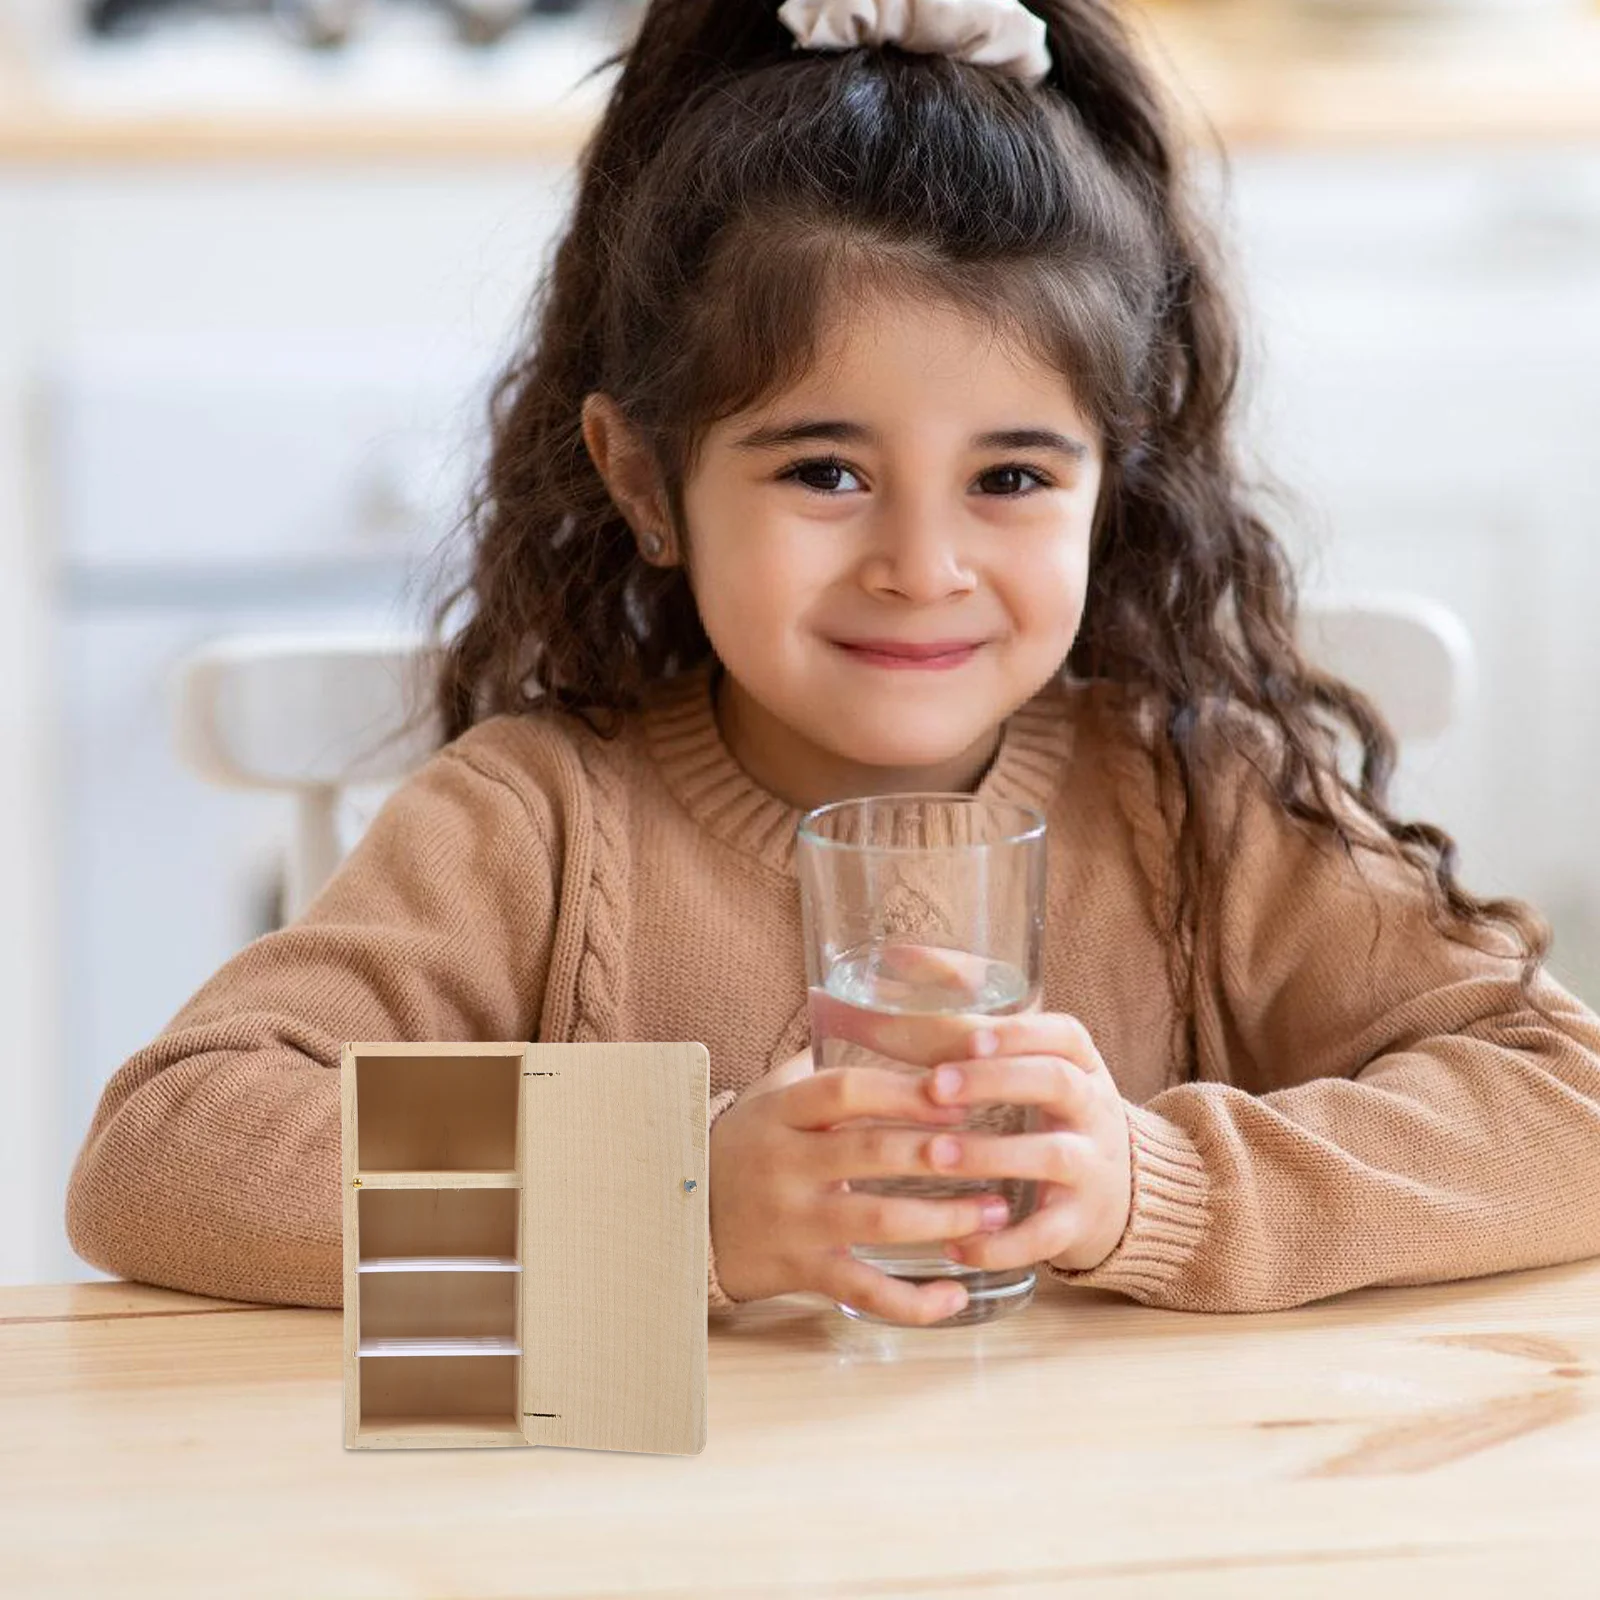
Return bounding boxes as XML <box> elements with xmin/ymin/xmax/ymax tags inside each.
<box><xmin>679</xmin><ymin>290</ymin><xmax>1103</xmax><ymax>812</ymax></box>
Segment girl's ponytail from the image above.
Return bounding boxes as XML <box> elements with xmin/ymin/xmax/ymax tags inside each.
<box><xmin>1038</xmin><ymin>1</ymin><xmax>1238</xmax><ymax>456</ymax></box>
<box><xmin>575</xmin><ymin>2</ymin><xmax>792</xmax><ymax>208</ymax></box>
<box><xmin>1039</xmin><ymin>2</ymin><xmax>1181</xmax><ymax>189</ymax></box>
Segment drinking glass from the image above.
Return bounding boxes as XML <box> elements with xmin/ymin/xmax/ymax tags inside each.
<box><xmin>796</xmin><ymin>794</ymin><xmax>1046</xmax><ymax>1327</ymax></box>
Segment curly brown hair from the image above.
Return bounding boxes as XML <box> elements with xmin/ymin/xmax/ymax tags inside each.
<box><xmin>417</xmin><ymin>0</ymin><xmax>1556</xmax><ymax>1033</ymax></box>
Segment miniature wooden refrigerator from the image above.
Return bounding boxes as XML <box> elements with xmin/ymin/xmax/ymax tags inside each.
<box><xmin>341</xmin><ymin>1041</ymin><xmax>709</xmax><ymax>1454</ymax></box>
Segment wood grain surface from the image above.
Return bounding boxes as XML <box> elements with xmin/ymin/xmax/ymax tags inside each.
<box><xmin>4</xmin><ymin>1257</ymin><xmax>1599</xmax><ymax>1595</ymax></box>
<box><xmin>520</xmin><ymin>1040</ymin><xmax>709</xmax><ymax>1458</ymax></box>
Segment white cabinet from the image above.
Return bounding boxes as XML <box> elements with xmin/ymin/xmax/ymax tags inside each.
<box><xmin>44</xmin><ymin>339</ymin><xmax>486</xmax><ymax>571</ymax></box>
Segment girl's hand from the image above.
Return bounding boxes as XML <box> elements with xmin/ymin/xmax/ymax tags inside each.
<box><xmin>810</xmin><ymin>971</ymin><xmax>1135</xmax><ymax>1276</ymax></box>
<box><xmin>708</xmin><ymin>1046</ymin><xmax>1018</xmax><ymax>1325</ymax></box>
<box><xmin>922</xmin><ymin>1013</ymin><xmax>1134</xmax><ymax>1274</ymax></box>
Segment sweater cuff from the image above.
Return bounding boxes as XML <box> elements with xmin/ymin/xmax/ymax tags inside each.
<box><xmin>1043</xmin><ymin>1101</ymin><xmax>1209</xmax><ymax>1303</ymax></box>
<box><xmin>706</xmin><ymin>1086</ymin><xmax>745</xmax><ymax>1311</ymax></box>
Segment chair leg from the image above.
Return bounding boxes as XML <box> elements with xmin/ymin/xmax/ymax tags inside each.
<box><xmin>288</xmin><ymin>788</ymin><xmax>343</xmax><ymax>923</ymax></box>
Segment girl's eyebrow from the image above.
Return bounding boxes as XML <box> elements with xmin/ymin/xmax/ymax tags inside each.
<box><xmin>732</xmin><ymin>418</ymin><xmax>1090</xmax><ymax>461</ymax></box>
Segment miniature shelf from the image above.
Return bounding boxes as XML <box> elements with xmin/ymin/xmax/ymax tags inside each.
<box><xmin>354</xmin><ymin>1049</ymin><xmax>519</xmax><ymax>1172</ymax></box>
<box><xmin>345</xmin><ymin>1047</ymin><xmax>527</xmax><ymax>1447</ymax></box>
<box><xmin>360</xmin><ymin>1250</ymin><xmax>517</xmax><ymax>1344</ymax></box>
<box><xmin>358</xmin><ymin>1257</ymin><xmax>520</xmax><ymax>1273</ymax></box>
<box><xmin>358</xmin><ymin>1187</ymin><xmax>517</xmax><ymax>1262</ymax></box>
<box><xmin>354</xmin><ymin>1415</ymin><xmax>526</xmax><ymax>1447</ymax></box>
<box><xmin>357</xmin><ymin>1350</ymin><xmax>522</xmax><ymax>1444</ymax></box>
<box><xmin>342</xmin><ymin>1040</ymin><xmax>710</xmax><ymax>1454</ymax></box>
<box><xmin>355</xmin><ymin>1169</ymin><xmax>519</xmax><ymax>1189</ymax></box>
<box><xmin>359</xmin><ymin>1336</ymin><xmax>520</xmax><ymax>1357</ymax></box>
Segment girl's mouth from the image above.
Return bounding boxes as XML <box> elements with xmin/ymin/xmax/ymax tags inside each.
<box><xmin>831</xmin><ymin>641</ymin><xmax>982</xmax><ymax>670</ymax></box>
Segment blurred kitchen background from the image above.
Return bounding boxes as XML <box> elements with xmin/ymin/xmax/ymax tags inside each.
<box><xmin>2</xmin><ymin>0</ymin><xmax>1599</xmax><ymax>1286</ymax></box>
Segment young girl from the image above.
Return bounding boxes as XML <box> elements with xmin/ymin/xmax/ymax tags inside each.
<box><xmin>66</xmin><ymin>0</ymin><xmax>1600</xmax><ymax>1326</ymax></box>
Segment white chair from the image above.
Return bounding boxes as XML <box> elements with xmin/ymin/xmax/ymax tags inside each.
<box><xmin>171</xmin><ymin>631</ymin><xmax>444</xmax><ymax>922</ymax></box>
<box><xmin>171</xmin><ymin>592</ymin><xmax>1474</xmax><ymax>920</ymax></box>
<box><xmin>1295</xmin><ymin>590</ymin><xmax>1475</xmax><ymax>745</ymax></box>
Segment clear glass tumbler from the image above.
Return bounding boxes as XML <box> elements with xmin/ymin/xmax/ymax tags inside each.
<box><xmin>796</xmin><ymin>794</ymin><xmax>1046</xmax><ymax>1327</ymax></box>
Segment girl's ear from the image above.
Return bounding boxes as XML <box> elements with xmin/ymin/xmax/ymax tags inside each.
<box><xmin>580</xmin><ymin>391</ymin><xmax>677</xmax><ymax>563</ymax></box>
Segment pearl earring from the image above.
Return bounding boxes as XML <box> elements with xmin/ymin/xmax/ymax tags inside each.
<box><xmin>642</xmin><ymin>531</ymin><xmax>664</xmax><ymax>558</ymax></box>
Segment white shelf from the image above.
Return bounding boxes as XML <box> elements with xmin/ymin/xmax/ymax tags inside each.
<box><xmin>356</xmin><ymin>1169</ymin><xmax>519</xmax><ymax>1189</ymax></box>
<box><xmin>358</xmin><ymin>1336</ymin><xmax>520</xmax><ymax>1358</ymax></box>
<box><xmin>358</xmin><ymin>1256</ymin><xmax>520</xmax><ymax>1274</ymax></box>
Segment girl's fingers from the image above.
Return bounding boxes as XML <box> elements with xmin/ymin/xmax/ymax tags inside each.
<box><xmin>923</xmin><ymin>1129</ymin><xmax>1082</xmax><ymax>1186</ymax></box>
<box><xmin>924</xmin><ymin>1054</ymin><xmax>1094</xmax><ymax>1126</ymax></box>
<box><xmin>872</xmin><ymin>942</ymin><xmax>997</xmax><ymax>998</ymax></box>
<box><xmin>818</xmin><ymin>1251</ymin><xmax>969</xmax><ymax>1327</ymax></box>
<box><xmin>816</xmin><ymin>1114</ymin><xmax>1081</xmax><ymax>1188</ymax></box>
<box><xmin>809</xmin><ymin>987</ymin><xmax>992</xmax><ymax>1068</ymax></box>
<box><xmin>818</xmin><ymin>1121</ymin><xmax>968</xmax><ymax>1181</ymax></box>
<box><xmin>827</xmin><ymin>1186</ymin><xmax>1014</xmax><ymax>1246</ymax></box>
<box><xmin>784</xmin><ymin>1064</ymin><xmax>969</xmax><ymax>1132</ymax></box>
<box><xmin>810</xmin><ymin>994</ymin><xmax>1097</xmax><ymax>1075</ymax></box>
<box><xmin>945</xmin><ymin>1191</ymin><xmax>1076</xmax><ymax>1274</ymax></box>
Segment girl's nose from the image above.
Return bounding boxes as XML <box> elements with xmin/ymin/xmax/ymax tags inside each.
<box><xmin>862</xmin><ymin>513</ymin><xmax>976</xmax><ymax>603</ymax></box>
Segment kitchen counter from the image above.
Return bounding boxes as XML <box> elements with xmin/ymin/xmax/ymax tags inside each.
<box><xmin>3</xmin><ymin>2</ymin><xmax>1600</xmax><ymax>163</ymax></box>
<box><xmin>1130</xmin><ymin>1</ymin><xmax>1600</xmax><ymax>148</ymax></box>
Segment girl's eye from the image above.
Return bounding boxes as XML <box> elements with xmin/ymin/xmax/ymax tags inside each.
<box><xmin>777</xmin><ymin>456</ymin><xmax>1054</xmax><ymax>497</ymax></box>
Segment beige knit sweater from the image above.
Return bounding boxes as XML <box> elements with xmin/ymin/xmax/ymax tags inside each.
<box><xmin>65</xmin><ymin>654</ymin><xmax>1600</xmax><ymax>1314</ymax></box>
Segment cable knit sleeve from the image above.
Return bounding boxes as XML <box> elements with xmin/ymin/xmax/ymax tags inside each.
<box><xmin>64</xmin><ymin>737</ymin><xmax>558</xmax><ymax>1310</ymax></box>
<box><xmin>1047</xmin><ymin>742</ymin><xmax>1600</xmax><ymax>1313</ymax></box>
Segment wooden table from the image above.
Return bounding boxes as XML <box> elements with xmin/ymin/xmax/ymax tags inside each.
<box><xmin>4</xmin><ymin>1262</ymin><xmax>1599</xmax><ymax>1596</ymax></box>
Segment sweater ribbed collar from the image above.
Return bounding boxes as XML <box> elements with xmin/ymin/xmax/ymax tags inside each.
<box><xmin>641</xmin><ymin>655</ymin><xmax>1079</xmax><ymax>876</ymax></box>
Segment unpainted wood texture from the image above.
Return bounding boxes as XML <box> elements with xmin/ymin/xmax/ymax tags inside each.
<box><xmin>344</xmin><ymin>1042</ymin><xmax>532</xmax><ymax>1450</ymax></box>
<box><xmin>341</xmin><ymin>1040</ymin><xmax>707</xmax><ymax>1454</ymax></box>
<box><xmin>358</xmin><ymin>1187</ymin><xmax>518</xmax><ymax>1260</ymax></box>
<box><xmin>360</xmin><ymin>1271</ymin><xmax>516</xmax><ymax>1343</ymax></box>
<box><xmin>360</xmin><ymin>1352</ymin><xmax>521</xmax><ymax>1437</ymax></box>
<box><xmin>1308</xmin><ymin>1385</ymin><xmax>1586</xmax><ymax>1479</ymax></box>
<box><xmin>355</xmin><ymin>1169</ymin><xmax>519</xmax><ymax>1189</ymax></box>
<box><xmin>355</xmin><ymin>1051</ymin><xmax>520</xmax><ymax>1172</ymax></box>
<box><xmin>515</xmin><ymin>1035</ymin><xmax>527</xmax><ymax>1452</ymax></box>
<box><xmin>7</xmin><ymin>1262</ymin><xmax>1600</xmax><ymax>1596</ymax></box>
<box><xmin>340</xmin><ymin>1042</ymin><xmax>359</xmax><ymax>1449</ymax></box>
<box><xmin>521</xmin><ymin>1041</ymin><xmax>709</xmax><ymax>1457</ymax></box>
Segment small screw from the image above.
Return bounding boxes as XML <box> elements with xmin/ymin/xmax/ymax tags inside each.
<box><xmin>683</xmin><ymin>1178</ymin><xmax>696</xmax><ymax>1191</ymax></box>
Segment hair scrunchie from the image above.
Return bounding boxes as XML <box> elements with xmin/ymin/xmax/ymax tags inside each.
<box><xmin>776</xmin><ymin>0</ymin><xmax>1053</xmax><ymax>87</ymax></box>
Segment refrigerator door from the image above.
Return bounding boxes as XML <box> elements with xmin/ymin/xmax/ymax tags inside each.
<box><xmin>519</xmin><ymin>1041</ymin><xmax>709</xmax><ymax>1456</ymax></box>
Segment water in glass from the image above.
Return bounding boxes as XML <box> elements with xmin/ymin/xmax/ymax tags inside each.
<box><xmin>809</xmin><ymin>937</ymin><xmax>1041</xmax><ymax>1326</ymax></box>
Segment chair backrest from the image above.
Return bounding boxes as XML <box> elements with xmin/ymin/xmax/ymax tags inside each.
<box><xmin>171</xmin><ymin>591</ymin><xmax>1474</xmax><ymax>921</ymax></box>
<box><xmin>1295</xmin><ymin>590</ymin><xmax>1475</xmax><ymax>744</ymax></box>
<box><xmin>172</xmin><ymin>631</ymin><xmax>444</xmax><ymax>921</ymax></box>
